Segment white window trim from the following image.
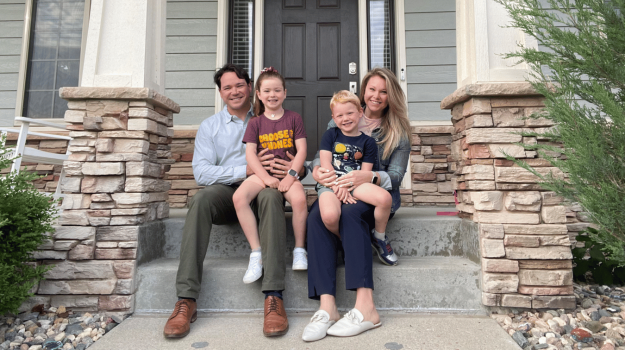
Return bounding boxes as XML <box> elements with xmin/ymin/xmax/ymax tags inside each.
<box><xmin>14</xmin><ymin>0</ymin><xmax>92</xmax><ymax>127</ymax></box>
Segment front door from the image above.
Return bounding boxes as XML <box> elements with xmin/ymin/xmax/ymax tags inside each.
<box><xmin>264</xmin><ymin>0</ymin><xmax>360</xmax><ymax>160</ymax></box>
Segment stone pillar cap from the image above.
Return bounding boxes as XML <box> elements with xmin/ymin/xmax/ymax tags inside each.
<box><xmin>60</xmin><ymin>87</ymin><xmax>180</xmax><ymax>113</ymax></box>
<box><xmin>441</xmin><ymin>82</ymin><xmax>541</xmax><ymax>110</ymax></box>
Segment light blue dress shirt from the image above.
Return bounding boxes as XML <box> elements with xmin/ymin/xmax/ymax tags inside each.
<box><xmin>192</xmin><ymin>106</ymin><xmax>254</xmax><ymax>186</ymax></box>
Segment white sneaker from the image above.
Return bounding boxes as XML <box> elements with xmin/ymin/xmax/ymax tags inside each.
<box><xmin>292</xmin><ymin>248</ymin><xmax>308</xmax><ymax>270</ymax></box>
<box><xmin>243</xmin><ymin>251</ymin><xmax>262</xmax><ymax>284</ymax></box>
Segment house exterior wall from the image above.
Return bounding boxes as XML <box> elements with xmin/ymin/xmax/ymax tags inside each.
<box><xmin>404</xmin><ymin>0</ymin><xmax>456</xmax><ymax>122</ymax></box>
<box><xmin>0</xmin><ymin>1</ymin><xmax>26</xmax><ymax>126</ymax></box>
<box><xmin>165</xmin><ymin>0</ymin><xmax>219</xmax><ymax>125</ymax></box>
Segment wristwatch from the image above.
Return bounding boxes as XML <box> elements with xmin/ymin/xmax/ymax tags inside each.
<box><xmin>287</xmin><ymin>169</ymin><xmax>299</xmax><ymax>179</ymax></box>
<box><xmin>371</xmin><ymin>172</ymin><xmax>378</xmax><ymax>184</ymax></box>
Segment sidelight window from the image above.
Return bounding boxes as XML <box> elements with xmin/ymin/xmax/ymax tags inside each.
<box><xmin>367</xmin><ymin>0</ymin><xmax>394</xmax><ymax>71</ymax></box>
<box><xmin>229</xmin><ymin>0</ymin><xmax>255</xmax><ymax>77</ymax></box>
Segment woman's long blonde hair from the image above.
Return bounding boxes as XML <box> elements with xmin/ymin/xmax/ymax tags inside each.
<box><xmin>359</xmin><ymin>68</ymin><xmax>410</xmax><ymax>160</ymax></box>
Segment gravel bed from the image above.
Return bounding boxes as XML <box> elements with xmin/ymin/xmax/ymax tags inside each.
<box><xmin>493</xmin><ymin>284</ymin><xmax>625</xmax><ymax>350</ymax></box>
<box><xmin>0</xmin><ymin>306</ymin><xmax>121</xmax><ymax>350</ymax></box>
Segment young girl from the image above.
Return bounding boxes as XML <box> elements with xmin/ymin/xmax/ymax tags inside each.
<box><xmin>233</xmin><ymin>67</ymin><xmax>309</xmax><ymax>284</ymax></box>
<box><xmin>317</xmin><ymin>91</ymin><xmax>392</xmax><ymax>244</ymax></box>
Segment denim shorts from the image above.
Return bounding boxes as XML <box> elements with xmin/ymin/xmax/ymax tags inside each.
<box><xmin>317</xmin><ymin>186</ymin><xmax>355</xmax><ymax>197</ymax></box>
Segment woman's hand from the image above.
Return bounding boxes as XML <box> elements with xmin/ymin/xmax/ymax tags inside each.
<box><xmin>313</xmin><ymin>166</ymin><xmax>337</xmax><ymax>187</ymax></box>
<box><xmin>336</xmin><ymin>170</ymin><xmax>373</xmax><ymax>192</ymax></box>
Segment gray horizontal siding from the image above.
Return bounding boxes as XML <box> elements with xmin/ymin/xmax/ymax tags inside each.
<box><xmin>405</xmin><ymin>30</ymin><xmax>454</xmax><ymax>48</ymax></box>
<box><xmin>409</xmin><ymin>102</ymin><xmax>451</xmax><ymax>121</ymax></box>
<box><xmin>167</xmin><ymin>1</ymin><xmax>218</xmax><ymax>19</ymax></box>
<box><xmin>0</xmin><ymin>1</ymin><xmax>24</xmax><ymax>126</ymax></box>
<box><xmin>173</xmin><ymin>107</ymin><xmax>213</xmax><ymax>124</ymax></box>
<box><xmin>166</xmin><ymin>36</ymin><xmax>216</xmax><ymax>54</ymax></box>
<box><xmin>0</xmin><ymin>38</ymin><xmax>23</xmax><ymax>55</ymax></box>
<box><xmin>404</xmin><ymin>0</ymin><xmax>454</xmax><ymax>13</ymax></box>
<box><xmin>405</xmin><ymin>12</ymin><xmax>455</xmax><ymax>31</ymax></box>
<box><xmin>166</xmin><ymin>71</ymin><xmax>214</xmax><ymax>88</ymax></box>
<box><xmin>404</xmin><ymin>0</ymin><xmax>456</xmax><ymax>121</ymax></box>
<box><xmin>165</xmin><ymin>0</ymin><xmax>218</xmax><ymax>125</ymax></box>
<box><xmin>0</xmin><ymin>3</ymin><xmax>24</xmax><ymax>21</ymax></box>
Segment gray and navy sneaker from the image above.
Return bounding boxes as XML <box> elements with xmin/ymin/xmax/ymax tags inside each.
<box><xmin>371</xmin><ymin>231</ymin><xmax>398</xmax><ymax>266</ymax></box>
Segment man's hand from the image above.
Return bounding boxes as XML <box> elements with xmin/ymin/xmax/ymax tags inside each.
<box><xmin>262</xmin><ymin>175</ymin><xmax>280</xmax><ymax>189</ymax></box>
<box><xmin>248</xmin><ymin>148</ymin><xmax>274</xmax><ymax>176</ymax></box>
<box><xmin>271</xmin><ymin>151</ymin><xmax>300</xmax><ymax>179</ymax></box>
<box><xmin>278</xmin><ymin>175</ymin><xmax>295</xmax><ymax>192</ymax></box>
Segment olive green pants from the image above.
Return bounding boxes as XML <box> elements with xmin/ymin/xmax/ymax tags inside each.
<box><xmin>175</xmin><ymin>184</ymin><xmax>287</xmax><ymax>299</ymax></box>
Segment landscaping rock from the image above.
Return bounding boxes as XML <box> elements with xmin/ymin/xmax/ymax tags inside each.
<box><xmin>493</xmin><ymin>283</ymin><xmax>625</xmax><ymax>350</ymax></box>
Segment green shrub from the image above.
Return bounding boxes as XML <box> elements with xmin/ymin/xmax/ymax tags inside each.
<box><xmin>0</xmin><ymin>136</ymin><xmax>57</xmax><ymax>314</ymax></box>
<box><xmin>573</xmin><ymin>228</ymin><xmax>625</xmax><ymax>285</ymax></box>
<box><xmin>498</xmin><ymin>0</ymin><xmax>625</xmax><ymax>266</ymax></box>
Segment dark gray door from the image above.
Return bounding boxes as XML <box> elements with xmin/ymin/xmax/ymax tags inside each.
<box><xmin>264</xmin><ymin>0</ymin><xmax>360</xmax><ymax>160</ymax></box>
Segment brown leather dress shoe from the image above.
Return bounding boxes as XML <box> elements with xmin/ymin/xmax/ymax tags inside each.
<box><xmin>163</xmin><ymin>299</ymin><xmax>197</xmax><ymax>338</ymax></box>
<box><xmin>263</xmin><ymin>296</ymin><xmax>289</xmax><ymax>337</ymax></box>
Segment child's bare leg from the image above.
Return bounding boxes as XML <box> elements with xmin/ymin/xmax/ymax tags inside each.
<box><xmin>352</xmin><ymin>183</ymin><xmax>392</xmax><ymax>233</ymax></box>
<box><xmin>283</xmin><ymin>181</ymin><xmax>308</xmax><ymax>248</ymax></box>
<box><xmin>232</xmin><ymin>175</ymin><xmax>265</xmax><ymax>250</ymax></box>
<box><xmin>318</xmin><ymin>191</ymin><xmax>342</xmax><ymax>236</ymax></box>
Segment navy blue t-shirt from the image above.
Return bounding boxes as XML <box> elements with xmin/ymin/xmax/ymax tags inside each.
<box><xmin>319</xmin><ymin>127</ymin><xmax>378</xmax><ymax>178</ymax></box>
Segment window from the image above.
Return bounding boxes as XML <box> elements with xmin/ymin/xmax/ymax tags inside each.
<box><xmin>367</xmin><ymin>0</ymin><xmax>394</xmax><ymax>71</ymax></box>
<box><xmin>229</xmin><ymin>0</ymin><xmax>254</xmax><ymax>77</ymax></box>
<box><xmin>23</xmin><ymin>0</ymin><xmax>86</xmax><ymax>119</ymax></box>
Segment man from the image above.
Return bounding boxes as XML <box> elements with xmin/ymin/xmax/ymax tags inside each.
<box><xmin>163</xmin><ymin>64</ymin><xmax>305</xmax><ymax>338</ymax></box>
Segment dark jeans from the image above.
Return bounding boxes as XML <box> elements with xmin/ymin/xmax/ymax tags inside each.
<box><xmin>306</xmin><ymin>199</ymin><xmax>376</xmax><ymax>300</ymax></box>
<box><xmin>175</xmin><ymin>184</ymin><xmax>286</xmax><ymax>299</ymax></box>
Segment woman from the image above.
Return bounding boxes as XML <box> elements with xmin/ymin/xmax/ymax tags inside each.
<box><xmin>302</xmin><ymin>68</ymin><xmax>411</xmax><ymax>341</ymax></box>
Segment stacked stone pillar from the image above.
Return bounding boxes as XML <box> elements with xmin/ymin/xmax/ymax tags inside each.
<box><xmin>32</xmin><ymin>87</ymin><xmax>179</xmax><ymax>315</ymax></box>
<box><xmin>442</xmin><ymin>82</ymin><xmax>578</xmax><ymax>310</ymax></box>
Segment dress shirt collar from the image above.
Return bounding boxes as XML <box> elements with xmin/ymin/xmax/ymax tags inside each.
<box><xmin>222</xmin><ymin>105</ymin><xmax>254</xmax><ymax>124</ymax></box>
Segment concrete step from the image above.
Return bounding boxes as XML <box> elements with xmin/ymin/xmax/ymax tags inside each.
<box><xmin>89</xmin><ymin>313</ymin><xmax>521</xmax><ymax>350</ymax></box>
<box><xmin>134</xmin><ymin>256</ymin><xmax>485</xmax><ymax>315</ymax></box>
<box><xmin>161</xmin><ymin>207</ymin><xmax>479</xmax><ymax>261</ymax></box>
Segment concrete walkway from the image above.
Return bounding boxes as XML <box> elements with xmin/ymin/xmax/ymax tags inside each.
<box><xmin>90</xmin><ymin>312</ymin><xmax>521</xmax><ymax>350</ymax></box>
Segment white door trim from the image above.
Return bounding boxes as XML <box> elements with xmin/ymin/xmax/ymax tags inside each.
<box><xmin>214</xmin><ymin>0</ymin><xmax>230</xmax><ymax>113</ymax></box>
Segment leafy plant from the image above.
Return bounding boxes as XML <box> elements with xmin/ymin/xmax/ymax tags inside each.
<box><xmin>497</xmin><ymin>0</ymin><xmax>625</xmax><ymax>265</ymax></box>
<box><xmin>0</xmin><ymin>135</ymin><xmax>57</xmax><ymax>314</ymax></box>
<box><xmin>573</xmin><ymin>228</ymin><xmax>625</xmax><ymax>285</ymax></box>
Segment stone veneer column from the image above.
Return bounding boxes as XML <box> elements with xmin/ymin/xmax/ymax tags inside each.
<box><xmin>442</xmin><ymin>82</ymin><xmax>584</xmax><ymax>310</ymax></box>
<box><xmin>32</xmin><ymin>87</ymin><xmax>179</xmax><ymax>315</ymax></box>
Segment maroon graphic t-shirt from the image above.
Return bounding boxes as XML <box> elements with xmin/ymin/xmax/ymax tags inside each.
<box><xmin>242</xmin><ymin>109</ymin><xmax>307</xmax><ymax>163</ymax></box>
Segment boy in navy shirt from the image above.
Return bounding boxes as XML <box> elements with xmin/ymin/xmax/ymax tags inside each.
<box><xmin>317</xmin><ymin>91</ymin><xmax>392</xmax><ymax>238</ymax></box>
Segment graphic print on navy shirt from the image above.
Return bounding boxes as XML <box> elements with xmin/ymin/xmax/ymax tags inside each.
<box><xmin>320</xmin><ymin>128</ymin><xmax>378</xmax><ymax>178</ymax></box>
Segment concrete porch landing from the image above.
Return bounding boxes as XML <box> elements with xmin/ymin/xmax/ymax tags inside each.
<box><xmin>89</xmin><ymin>312</ymin><xmax>521</xmax><ymax>350</ymax></box>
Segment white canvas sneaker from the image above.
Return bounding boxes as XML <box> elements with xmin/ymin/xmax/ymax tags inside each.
<box><xmin>292</xmin><ymin>247</ymin><xmax>308</xmax><ymax>270</ymax></box>
<box><xmin>243</xmin><ymin>251</ymin><xmax>263</xmax><ymax>284</ymax></box>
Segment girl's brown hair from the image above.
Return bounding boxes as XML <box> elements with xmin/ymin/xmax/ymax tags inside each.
<box><xmin>254</xmin><ymin>67</ymin><xmax>286</xmax><ymax>117</ymax></box>
<box><xmin>359</xmin><ymin>67</ymin><xmax>410</xmax><ymax>160</ymax></box>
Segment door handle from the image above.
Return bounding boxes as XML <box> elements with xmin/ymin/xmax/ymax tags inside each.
<box><xmin>350</xmin><ymin>82</ymin><xmax>357</xmax><ymax>94</ymax></box>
